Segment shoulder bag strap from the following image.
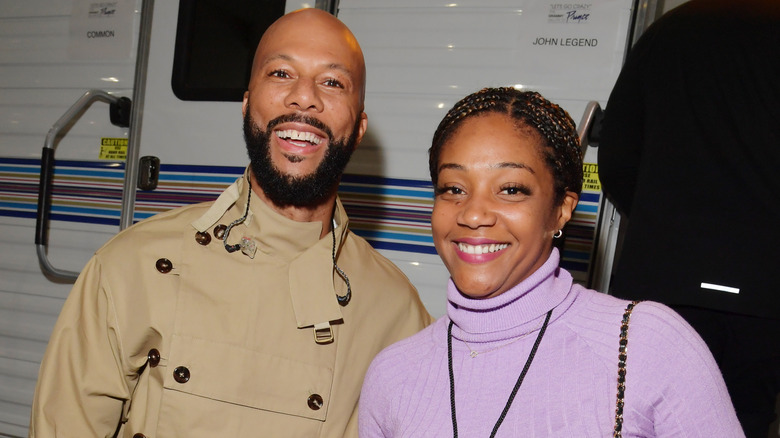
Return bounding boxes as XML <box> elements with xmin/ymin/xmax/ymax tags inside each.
<box><xmin>613</xmin><ymin>301</ymin><xmax>640</xmax><ymax>438</ymax></box>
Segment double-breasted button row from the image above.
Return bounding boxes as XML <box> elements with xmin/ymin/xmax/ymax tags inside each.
<box><xmin>195</xmin><ymin>231</ymin><xmax>211</xmax><ymax>245</ymax></box>
<box><xmin>307</xmin><ymin>394</ymin><xmax>324</xmax><ymax>410</ymax></box>
<box><xmin>147</xmin><ymin>349</ymin><xmax>160</xmax><ymax>368</ymax></box>
<box><xmin>155</xmin><ymin>258</ymin><xmax>172</xmax><ymax>273</ymax></box>
<box><xmin>173</xmin><ymin>366</ymin><xmax>190</xmax><ymax>383</ymax></box>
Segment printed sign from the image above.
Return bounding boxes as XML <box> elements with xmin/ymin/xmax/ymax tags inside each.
<box><xmin>69</xmin><ymin>0</ymin><xmax>135</xmax><ymax>60</ymax></box>
<box><xmin>99</xmin><ymin>137</ymin><xmax>128</xmax><ymax>160</ymax></box>
<box><xmin>582</xmin><ymin>162</ymin><xmax>601</xmax><ymax>192</ymax></box>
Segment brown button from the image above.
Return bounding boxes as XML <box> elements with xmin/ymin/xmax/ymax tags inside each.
<box><xmin>195</xmin><ymin>231</ymin><xmax>211</xmax><ymax>245</ymax></box>
<box><xmin>307</xmin><ymin>393</ymin><xmax>323</xmax><ymax>410</ymax></box>
<box><xmin>147</xmin><ymin>349</ymin><xmax>160</xmax><ymax>368</ymax></box>
<box><xmin>213</xmin><ymin>224</ymin><xmax>227</xmax><ymax>240</ymax></box>
<box><xmin>133</xmin><ymin>434</ymin><xmax>146</xmax><ymax>438</ymax></box>
<box><xmin>155</xmin><ymin>258</ymin><xmax>172</xmax><ymax>273</ymax></box>
<box><xmin>173</xmin><ymin>366</ymin><xmax>190</xmax><ymax>383</ymax></box>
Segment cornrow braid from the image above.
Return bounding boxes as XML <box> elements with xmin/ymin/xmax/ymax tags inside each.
<box><xmin>429</xmin><ymin>87</ymin><xmax>583</xmax><ymax>204</ymax></box>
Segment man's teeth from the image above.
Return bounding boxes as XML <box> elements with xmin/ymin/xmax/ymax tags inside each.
<box><xmin>275</xmin><ymin>129</ymin><xmax>322</xmax><ymax>145</ymax></box>
<box><xmin>457</xmin><ymin>242</ymin><xmax>508</xmax><ymax>255</ymax></box>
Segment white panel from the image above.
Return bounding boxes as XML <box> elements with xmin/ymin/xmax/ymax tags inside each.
<box><xmin>339</xmin><ymin>0</ymin><xmax>632</xmax><ymax>179</ymax></box>
<box><xmin>0</xmin><ymin>0</ymin><xmax>71</xmax><ymax>18</ymax></box>
<box><xmin>379</xmin><ymin>249</ymin><xmax>450</xmax><ymax>319</ymax></box>
<box><xmin>137</xmin><ymin>0</ymin><xmax>248</xmax><ymax>167</ymax></box>
<box><xmin>0</xmin><ymin>400</ymin><xmax>30</xmax><ymax>438</ymax></box>
<box><xmin>0</xmin><ymin>0</ymin><xmax>138</xmax><ymax>432</ymax></box>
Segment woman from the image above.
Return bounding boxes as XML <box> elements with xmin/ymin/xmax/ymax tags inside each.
<box><xmin>359</xmin><ymin>88</ymin><xmax>743</xmax><ymax>437</ymax></box>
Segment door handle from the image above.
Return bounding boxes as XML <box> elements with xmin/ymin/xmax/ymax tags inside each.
<box><xmin>35</xmin><ymin>89</ymin><xmax>132</xmax><ymax>282</ymax></box>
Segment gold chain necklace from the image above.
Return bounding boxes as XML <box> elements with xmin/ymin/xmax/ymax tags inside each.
<box><xmin>460</xmin><ymin>317</ymin><xmax>547</xmax><ymax>358</ymax></box>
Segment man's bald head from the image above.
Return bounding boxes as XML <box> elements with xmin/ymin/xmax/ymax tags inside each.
<box><xmin>249</xmin><ymin>8</ymin><xmax>366</xmax><ymax>103</ymax></box>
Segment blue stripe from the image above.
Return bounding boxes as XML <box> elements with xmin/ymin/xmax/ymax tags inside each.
<box><xmin>51</xmin><ymin>213</ymin><xmax>119</xmax><ymax>226</ymax></box>
<box><xmin>560</xmin><ymin>260</ymin><xmax>589</xmax><ymax>273</ymax></box>
<box><xmin>574</xmin><ymin>204</ymin><xmax>599</xmax><ymax>213</ymax></box>
<box><xmin>0</xmin><ymin>165</ymin><xmax>40</xmax><ymax>173</ymax></box>
<box><xmin>160</xmin><ymin>163</ymin><xmax>244</xmax><ymax>175</ymax></box>
<box><xmin>366</xmin><ymin>239</ymin><xmax>439</xmax><ymax>255</ymax></box>
<box><xmin>342</xmin><ymin>174</ymin><xmax>433</xmax><ymax>189</ymax></box>
<box><xmin>340</xmin><ymin>185</ymin><xmax>433</xmax><ymax>198</ymax></box>
<box><xmin>51</xmin><ymin>205</ymin><xmax>120</xmax><ymax>217</ymax></box>
<box><xmin>158</xmin><ymin>174</ymin><xmax>238</xmax><ymax>183</ymax></box>
<box><xmin>0</xmin><ymin>158</ymin><xmax>40</xmax><ymax>166</ymax></box>
<box><xmin>52</xmin><ymin>168</ymin><xmax>124</xmax><ymax>178</ymax></box>
<box><xmin>562</xmin><ymin>249</ymin><xmax>591</xmax><ymax>261</ymax></box>
<box><xmin>579</xmin><ymin>192</ymin><xmax>600</xmax><ymax>202</ymax></box>
<box><xmin>0</xmin><ymin>201</ymin><xmax>36</xmax><ymax>210</ymax></box>
<box><xmin>352</xmin><ymin>229</ymin><xmax>433</xmax><ymax>244</ymax></box>
<box><xmin>0</xmin><ymin>210</ymin><xmax>36</xmax><ymax>219</ymax></box>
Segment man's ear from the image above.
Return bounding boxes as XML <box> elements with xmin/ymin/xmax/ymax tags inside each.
<box><xmin>353</xmin><ymin>112</ymin><xmax>368</xmax><ymax>149</ymax></box>
<box><xmin>242</xmin><ymin>91</ymin><xmax>249</xmax><ymax>117</ymax></box>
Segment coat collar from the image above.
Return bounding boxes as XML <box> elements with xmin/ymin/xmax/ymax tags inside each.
<box><xmin>191</xmin><ymin>168</ymin><xmax>350</xmax><ymax>333</ymax></box>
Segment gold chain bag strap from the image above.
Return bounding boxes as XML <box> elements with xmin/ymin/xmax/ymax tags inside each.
<box><xmin>613</xmin><ymin>301</ymin><xmax>639</xmax><ymax>438</ymax></box>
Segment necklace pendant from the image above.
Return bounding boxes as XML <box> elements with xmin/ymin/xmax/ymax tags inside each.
<box><xmin>469</xmin><ymin>350</ymin><xmax>478</xmax><ymax>358</ymax></box>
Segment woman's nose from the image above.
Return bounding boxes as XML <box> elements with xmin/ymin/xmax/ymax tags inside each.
<box><xmin>456</xmin><ymin>195</ymin><xmax>497</xmax><ymax>229</ymax></box>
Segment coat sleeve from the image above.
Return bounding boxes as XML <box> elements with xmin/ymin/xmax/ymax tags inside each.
<box><xmin>597</xmin><ymin>37</ymin><xmax>649</xmax><ymax>218</ymax></box>
<box><xmin>29</xmin><ymin>256</ymin><xmax>131</xmax><ymax>437</ymax></box>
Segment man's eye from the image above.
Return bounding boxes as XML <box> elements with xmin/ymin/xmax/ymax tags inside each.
<box><xmin>269</xmin><ymin>70</ymin><xmax>290</xmax><ymax>78</ymax></box>
<box><xmin>323</xmin><ymin>78</ymin><xmax>344</xmax><ymax>88</ymax></box>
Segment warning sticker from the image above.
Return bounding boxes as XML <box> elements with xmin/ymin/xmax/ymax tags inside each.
<box><xmin>582</xmin><ymin>162</ymin><xmax>601</xmax><ymax>192</ymax></box>
<box><xmin>99</xmin><ymin>137</ymin><xmax>127</xmax><ymax>160</ymax></box>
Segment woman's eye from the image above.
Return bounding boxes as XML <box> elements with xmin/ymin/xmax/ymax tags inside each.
<box><xmin>435</xmin><ymin>186</ymin><xmax>463</xmax><ymax>196</ymax></box>
<box><xmin>501</xmin><ymin>185</ymin><xmax>531</xmax><ymax>196</ymax></box>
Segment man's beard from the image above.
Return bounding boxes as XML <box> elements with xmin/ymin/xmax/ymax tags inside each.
<box><xmin>244</xmin><ymin>106</ymin><xmax>360</xmax><ymax>209</ymax></box>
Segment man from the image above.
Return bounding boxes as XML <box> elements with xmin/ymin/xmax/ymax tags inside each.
<box><xmin>599</xmin><ymin>0</ymin><xmax>780</xmax><ymax>436</ymax></box>
<box><xmin>30</xmin><ymin>9</ymin><xmax>431</xmax><ymax>437</ymax></box>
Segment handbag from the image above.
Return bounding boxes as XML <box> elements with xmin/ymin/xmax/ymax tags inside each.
<box><xmin>613</xmin><ymin>301</ymin><xmax>639</xmax><ymax>438</ymax></box>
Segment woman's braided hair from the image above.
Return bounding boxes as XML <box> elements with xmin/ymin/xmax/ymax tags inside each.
<box><xmin>429</xmin><ymin>87</ymin><xmax>583</xmax><ymax>204</ymax></box>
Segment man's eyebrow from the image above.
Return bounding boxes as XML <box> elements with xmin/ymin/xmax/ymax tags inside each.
<box><xmin>262</xmin><ymin>54</ymin><xmax>354</xmax><ymax>78</ymax></box>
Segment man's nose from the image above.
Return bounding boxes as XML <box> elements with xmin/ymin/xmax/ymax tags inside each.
<box><xmin>284</xmin><ymin>78</ymin><xmax>323</xmax><ymax>112</ymax></box>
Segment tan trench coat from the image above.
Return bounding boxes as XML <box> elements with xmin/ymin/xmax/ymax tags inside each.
<box><xmin>30</xmin><ymin>173</ymin><xmax>432</xmax><ymax>437</ymax></box>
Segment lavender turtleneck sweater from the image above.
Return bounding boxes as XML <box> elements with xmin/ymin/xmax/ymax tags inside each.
<box><xmin>359</xmin><ymin>249</ymin><xmax>743</xmax><ymax>437</ymax></box>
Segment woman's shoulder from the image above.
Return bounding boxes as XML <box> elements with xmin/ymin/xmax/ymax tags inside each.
<box><xmin>562</xmin><ymin>286</ymin><xmax>706</xmax><ymax>359</ymax></box>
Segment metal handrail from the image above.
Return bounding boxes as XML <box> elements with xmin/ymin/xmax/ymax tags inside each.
<box><xmin>120</xmin><ymin>0</ymin><xmax>154</xmax><ymax>231</ymax></box>
<box><xmin>577</xmin><ymin>100</ymin><xmax>603</xmax><ymax>153</ymax></box>
<box><xmin>35</xmin><ymin>90</ymin><xmax>125</xmax><ymax>282</ymax></box>
<box><xmin>576</xmin><ymin>100</ymin><xmax>619</xmax><ymax>294</ymax></box>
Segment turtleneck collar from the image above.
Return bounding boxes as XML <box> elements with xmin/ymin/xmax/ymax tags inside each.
<box><xmin>447</xmin><ymin>248</ymin><xmax>573</xmax><ymax>343</ymax></box>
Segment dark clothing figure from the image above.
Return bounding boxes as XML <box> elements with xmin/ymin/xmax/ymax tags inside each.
<box><xmin>599</xmin><ymin>0</ymin><xmax>780</xmax><ymax>436</ymax></box>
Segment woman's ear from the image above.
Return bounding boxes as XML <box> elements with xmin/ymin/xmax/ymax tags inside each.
<box><xmin>554</xmin><ymin>191</ymin><xmax>579</xmax><ymax>231</ymax></box>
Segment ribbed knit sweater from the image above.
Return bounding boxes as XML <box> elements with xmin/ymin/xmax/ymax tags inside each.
<box><xmin>359</xmin><ymin>249</ymin><xmax>744</xmax><ymax>437</ymax></box>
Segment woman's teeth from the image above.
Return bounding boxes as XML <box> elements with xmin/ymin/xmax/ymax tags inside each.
<box><xmin>457</xmin><ymin>242</ymin><xmax>508</xmax><ymax>255</ymax></box>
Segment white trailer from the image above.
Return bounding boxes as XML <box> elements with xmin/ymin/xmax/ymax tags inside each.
<box><xmin>0</xmin><ymin>0</ymin><xmax>651</xmax><ymax>434</ymax></box>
